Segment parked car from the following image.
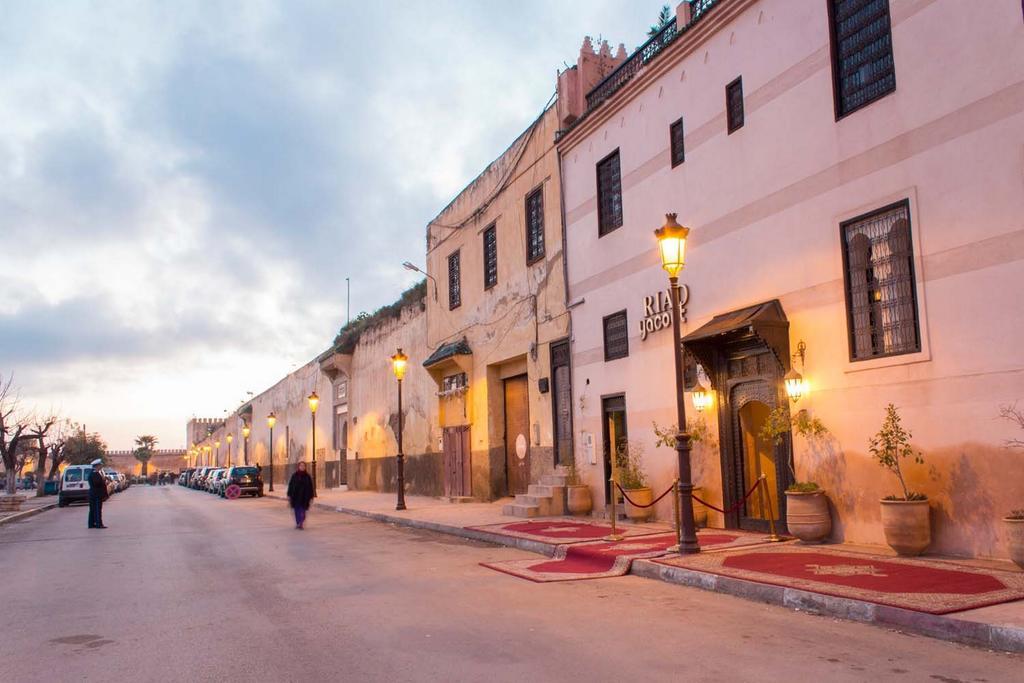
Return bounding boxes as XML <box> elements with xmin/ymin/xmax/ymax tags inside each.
<box><xmin>190</xmin><ymin>467</ymin><xmax>211</xmax><ymax>489</ymax></box>
<box><xmin>220</xmin><ymin>466</ymin><xmax>264</xmax><ymax>498</ymax></box>
<box><xmin>179</xmin><ymin>469</ymin><xmax>195</xmax><ymax>486</ymax></box>
<box><xmin>102</xmin><ymin>472</ymin><xmax>118</xmax><ymax>496</ymax></box>
<box><xmin>58</xmin><ymin>465</ymin><xmax>93</xmax><ymax>507</ymax></box>
<box><xmin>207</xmin><ymin>468</ymin><xmax>227</xmax><ymax>493</ymax></box>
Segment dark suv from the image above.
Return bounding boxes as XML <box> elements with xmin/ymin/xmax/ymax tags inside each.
<box><xmin>220</xmin><ymin>466</ymin><xmax>264</xmax><ymax>498</ymax></box>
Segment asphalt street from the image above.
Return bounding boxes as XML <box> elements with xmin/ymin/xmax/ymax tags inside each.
<box><xmin>1</xmin><ymin>486</ymin><xmax>1021</xmax><ymax>682</ymax></box>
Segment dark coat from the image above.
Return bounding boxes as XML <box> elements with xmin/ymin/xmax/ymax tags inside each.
<box><xmin>88</xmin><ymin>469</ymin><xmax>109</xmax><ymax>501</ymax></box>
<box><xmin>287</xmin><ymin>470</ymin><xmax>314</xmax><ymax>510</ymax></box>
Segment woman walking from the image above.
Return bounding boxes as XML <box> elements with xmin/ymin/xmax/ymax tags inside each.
<box><xmin>287</xmin><ymin>461</ymin><xmax>315</xmax><ymax>529</ymax></box>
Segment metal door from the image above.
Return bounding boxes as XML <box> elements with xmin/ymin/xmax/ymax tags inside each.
<box><xmin>442</xmin><ymin>426</ymin><xmax>471</xmax><ymax>497</ymax></box>
<box><xmin>503</xmin><ymin>375</ymin><xmax>531</xmax><ymax>495</ymax></box>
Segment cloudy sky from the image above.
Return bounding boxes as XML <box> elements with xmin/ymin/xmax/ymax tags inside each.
<box><xmin>0</xmin><ymin>1</ymin><xmax>662</xmax><ymax>450</ymax></box>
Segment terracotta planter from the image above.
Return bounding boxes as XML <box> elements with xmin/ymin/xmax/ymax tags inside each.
<box><xmin>566</xmin><ymin>485</ymin><xmax>593</xmax><ymax>516</ymax></box>
<box><xmin>1005</xmin><ymin>518</ymin><xmax>1024</xmax><ymax>569</ymax></box>
<box><xmin>0</xmin><ymin>494</ymin><xmax>26</xmax><ymax>513</ymax></box>
<box><xmin>880</xmin><ymin>498</ymin><xmax>931</xmax><ymax>556</ymax></box>
<box><xmin>785</xmin><ymin>490</ymin><xmax>832</xmax><ymax>543</ymax></box>
<box><xmin>623</xmin><ymin>487</ymin><xmax>653</xmax><ymax>521</ymax></box>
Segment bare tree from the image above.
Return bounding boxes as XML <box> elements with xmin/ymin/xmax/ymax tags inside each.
<box><xmin>45</xmin><ymin>421</ymin><xmax>75</xmax><ymax>481</ymax></box>
<box><xmin>1000</xmin><ymin>403</ymin><xmax>1024</xmax><ymax>449</ymax></box>
<box><xmin>0</xmin><ymin>374</ymin><xmax>33</xmax><ymax>495</ymax></box>
<box><xmin>29</xmin><ymin>413</ymin><xmax>62</xmax><ymax>497</ymax></box>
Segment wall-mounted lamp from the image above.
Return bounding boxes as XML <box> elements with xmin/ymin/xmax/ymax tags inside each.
<box><xmin>785</xmin><ymin>340</ymin><xmax>810</xmax><ymax>402</ymax></box>
<box><xmin>691</xmin><ymin>380</ymin><xmax>713</xmax><ymax>412</ymax></box>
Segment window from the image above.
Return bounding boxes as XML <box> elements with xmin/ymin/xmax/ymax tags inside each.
<box><xmin>840</xmin><ymin>200</ymin><xmax>920</xmax><ymax>361</ymax></box>
<box><xmin>442</xmin><ymin>373</ymin><xmax>467</xmax><ymax>392</ymax></box>
<box><xmin>447</xmin><ymin>250</ymin><xmax>461</xmax><ymax>309</ymax></box>
<box><xmin>603</xmin><ymin>310</ymin><xmax>629</xmax><ymax>361</ymax></box>
<box><xmin>596</xmin><ymin>150</ymin><xmax>623</xmax><ymax>236</ymax></box>
<box><xmin>483</xmin><ymin>224</ymin><xmax>497</xmax><ymax>289</ymax></box>
<box><xmin>726</xmin><ymin>77</ymin><xmax>744</xmax><ymax>133</ymax></box>
<box><xmin>670</xmin><ymin>117</ymin><xmax>685</xmax><ymax>167</ymax></box>
<box><xmin>335</xmin><ymin>379</ymin><xmax>347</xmax><ymax>401</ymax></box>
<box><xmin>525</xmin><ymin>188</ymin><xmax>545</xmax><ymax>263</ymax></box>
<box><xmin>828</xmin><ymin>0</ymin><xmax>896</xmax><ymax>118</ymax></box>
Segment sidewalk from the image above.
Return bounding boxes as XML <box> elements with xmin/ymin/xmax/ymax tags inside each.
<box><xmin>0</xmin><ymin>494</ymin><xmax>58</xmax><ymax>525</ymax></box>
<box><xmin>268</xmin><ymin>487</ymin><xmax>1024</xmax><ymax>654</ymax></box>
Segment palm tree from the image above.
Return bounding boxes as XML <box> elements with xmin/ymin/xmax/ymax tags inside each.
<box><xmin>134</xmin><ymin>435</ymin><xmax>158</xmax><ymax>477</ymax></box>
<box><xmin>648</xmin><ymin>5</ymin><xmax>672</xmax><ymax>37</ymax></box>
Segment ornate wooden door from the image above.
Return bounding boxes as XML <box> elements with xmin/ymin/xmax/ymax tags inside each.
<box><xmin>504</xmin><ymin>375</ymin><xmax>531</xmax><ymax>495</ymax></box>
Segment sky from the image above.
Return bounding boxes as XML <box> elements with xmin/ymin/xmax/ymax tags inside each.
<box><xmin>0</xmin><ymin>0</ymin><xmax>663</xmax><ymax>450</ymax></box>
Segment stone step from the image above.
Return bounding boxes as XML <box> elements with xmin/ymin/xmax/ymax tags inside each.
<box><xmin>502</xmin><ymin>502</ymin><xmax>541</xmax><ymax>518</ymax></box>
<box><xmin>527</xmin><ymin>484</ymin><xmax>557</xmax><ymax>498</ymax></box>
<box><xmin>540</xmin><ymin>474</ymin><xmax>569</xmax><ymax>486</ymax></box>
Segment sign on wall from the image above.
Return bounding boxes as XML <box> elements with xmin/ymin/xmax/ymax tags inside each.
<box><xmin>639</xmin><ymin>286</ymin><xmax>689</xmax><ymax>341</ymax></box>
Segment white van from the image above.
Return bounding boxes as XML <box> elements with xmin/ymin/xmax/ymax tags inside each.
<box><xmin>59</xmin><ymin>465</ymin><xmax>95</xmax><ymax>507</ymax></box>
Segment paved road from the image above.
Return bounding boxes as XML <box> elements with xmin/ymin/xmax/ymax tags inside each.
<box><xmin>1</xmin><ymin>486</ymin><xmax>1020</xmax><ymax>682</ymax></box>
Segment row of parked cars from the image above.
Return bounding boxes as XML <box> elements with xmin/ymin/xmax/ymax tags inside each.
<box><xmin>58</xmin><ymin>465</ymin><xmax>129</xmax><ymax>507</ymax></box>
<box><xmin>178</xmin><ymin>466</ymin><xmax>264</xmax><ymax>498</ymax></box>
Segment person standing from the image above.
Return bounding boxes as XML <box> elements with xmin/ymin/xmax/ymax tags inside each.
<box><xmin>286</xmin><ymin>461</ymin><xmax>314</xmax><ymax>530</ymax></box>
<box><xmin>87</xmin><ymin>459</ymin><xmax>109</xmax><ymax>529</ymax></box>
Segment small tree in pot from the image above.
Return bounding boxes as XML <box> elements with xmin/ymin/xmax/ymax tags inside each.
<box><xmin>760</xmin><ymin>407</ymin><xmax>831</xmax><ymax>543</ymax></box>
<box><xmin>999</xmin><ymin>404</ymin><xmax>1024</xmax><ymax>567</ymax></box>
<box><xmin>563</xmin><ymin>458</ymin><xmax>592</xmax><ymax>516</ymax></box>
<box><xmin>870</xmin><ymin>404</ymin><xmax>929</xmax><ymax>556</ymax></box>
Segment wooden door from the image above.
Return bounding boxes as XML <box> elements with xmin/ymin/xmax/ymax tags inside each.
<box><xmin>550</xmin><ymin>340</ymin><xmax>573</xmax><ymax>467</ymax></box>
<box><xmin>504</xmin><ymin>375</ymin><xmax>531</xmax><ymax>495</ymax></box>
<box><xmin>442</xmin><ymin>426</ymin><xmax>471</xmax><ymax>497</ymax></box>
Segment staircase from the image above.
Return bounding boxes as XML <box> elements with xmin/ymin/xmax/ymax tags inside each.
<box><xmin>502</xmin><ymin>471</ymin><xmax>568</xmax><ymax>518</ymax></box>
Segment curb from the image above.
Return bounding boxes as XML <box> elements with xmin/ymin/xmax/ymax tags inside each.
<box><xmin>630</xmin><ymin>559</ymin><xmax>1024</xmax><ymax>654</ymax></box>
<box><xmin>263</xmin><ymin>492</ymin><xmax>1024</xmax><ymax>654</ymax></box>
<box><xmin>0</xmin><ymin>502</ymin><xmax>57</xmax><ymax>526</ymax></box>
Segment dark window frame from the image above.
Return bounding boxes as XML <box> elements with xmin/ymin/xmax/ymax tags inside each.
<box><xmin>726</xmin><ymin>77</ymin><xmax>744</xmax><ymax>134</ymax></box>
<box><xmin>525</xmin><ymin>186</ymin><xmax>545</xmax><ymax>265</ymax></box>
<box><xmin>602</xmin><ymin>309</ymin><xmax>630</xmax><ymax>362</ymax></box>
<box><xmin>827</xmin><ymin>0</ymin><xmax>897</xmax><ymax>120</ymax></box>
<box><xmin>596</xmin><ymin>149</ymin><xmax>624</xmax><ymax>237</ymax></box>
<box><xmin>447</xmin><ymin>250</ymin><xmax>461</xmax><ymax>310</ymax></box>
<box><xmin>482</xmin><ymin>223</ymin><xmax>498</xmax><ymax>290</ymax></box>
<box><xmin>839</xmin><ymin>198</ymin><xmax>921</xmax><ymax>362</ymax></box>
<box><xmin>670</xmin><ymin>117</ymin><xmax>685</xmax><ymax>167</ymax></box>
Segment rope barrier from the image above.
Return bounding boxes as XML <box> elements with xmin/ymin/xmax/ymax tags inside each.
<box><xmin>691</xmin><ymin>479</ymin><xmax>762</xmax><ymax>515</ymax></box>
<box><xmin>614</xmin><ymin>481</ymin><xmax>676</xmax><ymax>509</ymax></box>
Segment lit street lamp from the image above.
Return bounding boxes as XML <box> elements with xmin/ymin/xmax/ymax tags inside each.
<box><xmin>267</xmin><ymin>412</ymin><xmax>277</xmax><ymax>492</ymax></box>
<box><xmin>308</xmin><ymin>391</ymin><xmax>319</xmax><ymax>492</ymax></box>
<box><xmin>654</xmin><ymin>213</ymin><xmax>700</xmax><ymax>555</ymax></box>
<box><xmin>242</xmin><ymin>423</ymin><xmax>250</xmax><ymax>465</ymax></box>
<box><xmin>214</xmin><ymin>440</ymin><xmax>221</xmax><ymax>467</ymax></box>
<box><xmin>226</xmin><ymin>433</ymin><xmax>233</xmax><ymax>468</ymax></box>
<box><xmin>390</xmin><ymin>348</ymin><xmax>408</xmax><ymax>511</ymax></box>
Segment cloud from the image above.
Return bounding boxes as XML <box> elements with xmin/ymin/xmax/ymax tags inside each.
<box><xmin>0</xmin><ymin>0</ymin><xmax>659</xmax><ymax>447</ymax></box>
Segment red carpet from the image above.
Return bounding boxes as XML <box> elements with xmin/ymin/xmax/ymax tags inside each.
<box><xmin>482</xmin><ymin>530</ymin><xmax>776</xmax><ymax>582</ymax></box>
<box><xmin>654</xmin><ymin>544</ymin><xmax>1024</xmax><ymax>614</ymax></box>
<box><xmin>466</xmin><ymin>519</ymin><xmax>664</xmax><ymax>544</ymax></box>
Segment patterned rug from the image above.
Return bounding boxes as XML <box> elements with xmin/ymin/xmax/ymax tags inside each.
<box><xmin>482</xmin><ymin>530</ymin><xmax>776</xmax><ymax>582</ymax></box>
<box><xmin>466</xmin><ymin>519</ymin><xmax>666</xmax><ymax>545</ymax></box>
<box><xmin>653</xmin><ymin>544</ymin><xmax>1024</xmax><ymax>614</ymax></box>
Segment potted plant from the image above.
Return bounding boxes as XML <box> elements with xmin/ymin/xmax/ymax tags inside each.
<box><xmin>563</xmin><ymin>458</ymin><xmax>592</xmax><ymax>516</ymax></box>
<box><xmin>870</xmin><ymin>403</ymin><xmax>929</xmax><ymax>556</ymax></box>
<box><xmin>616</xmin><ymin>439</ymin><xmax>652</xmax><ymax>521</ymax></box>
<box><xmin>761</xmin><ymin>407</ymin><xmax>832</xmax><ymax>543</ymax></box>
<box><xmin>1005</xmin><ymin>510</ymin><xmax>1024</xmax><ymax>569</ymax></box>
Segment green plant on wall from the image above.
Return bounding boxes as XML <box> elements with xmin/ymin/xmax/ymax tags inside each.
<box><xmin>615</xmin><ymin>438</ymin><xmax>648</xmax><ymax>490</ymax></box>
<box><xmin>869</xmin><ymin>403</ymin><xmax>925</xmax><ymax>501</ymax></box>
<box><xmin>653</xmin><ymin>417</ymin><xmax>712</xmax><ymax>447</ymax></box>
<box><xmin>563</xmin><ymin>456</ymin><xmax>581</xmax><ymax>486</ymax></box>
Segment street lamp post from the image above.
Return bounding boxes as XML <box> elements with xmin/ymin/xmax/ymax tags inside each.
<box><xmin>226</xmin><ymin>433</ymin><xmax>233</xmax><ymax>469</ymax></box>
<box><xmin>308</xmin><ymin>392</ymin><xmax>319</xmax><ymax>492</ymax></box>
<box><xmin>242</xmin><ymin>424</ymin><xmax>250</xmax><ymax>465</ymax></box>
<box><xmin>267</xmin><ymin>413</ymin><xmax>276</xmax><ymax>492</ymax></box>
<box><xmin>655</xmin><ymin>213</ymin><xmax>700</xmax><ymax>555</ymax></box>
<box><xmin>390</xmin><ymin>348</ymin><xmax>408</xmax><ymax>511</ymax></box>
<box><xmin>214</xmin><ymin>440</ymin><xmax>221</xmax><ymax>467</ymax></box>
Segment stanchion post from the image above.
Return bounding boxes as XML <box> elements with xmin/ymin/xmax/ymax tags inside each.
<box><xmin>667</xmin><ymin>478</ymin><xmax>682</xmax><ymax>553</ymax></box>
<box><xmin>759</xmin><ymin>474</ymin><xmax>783</xmax><ymax>543</ymax></box>
<box><xmin>605</xmin><ymin>474</ymin><xmax>624</xmax><ymax>542</ymax></box>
